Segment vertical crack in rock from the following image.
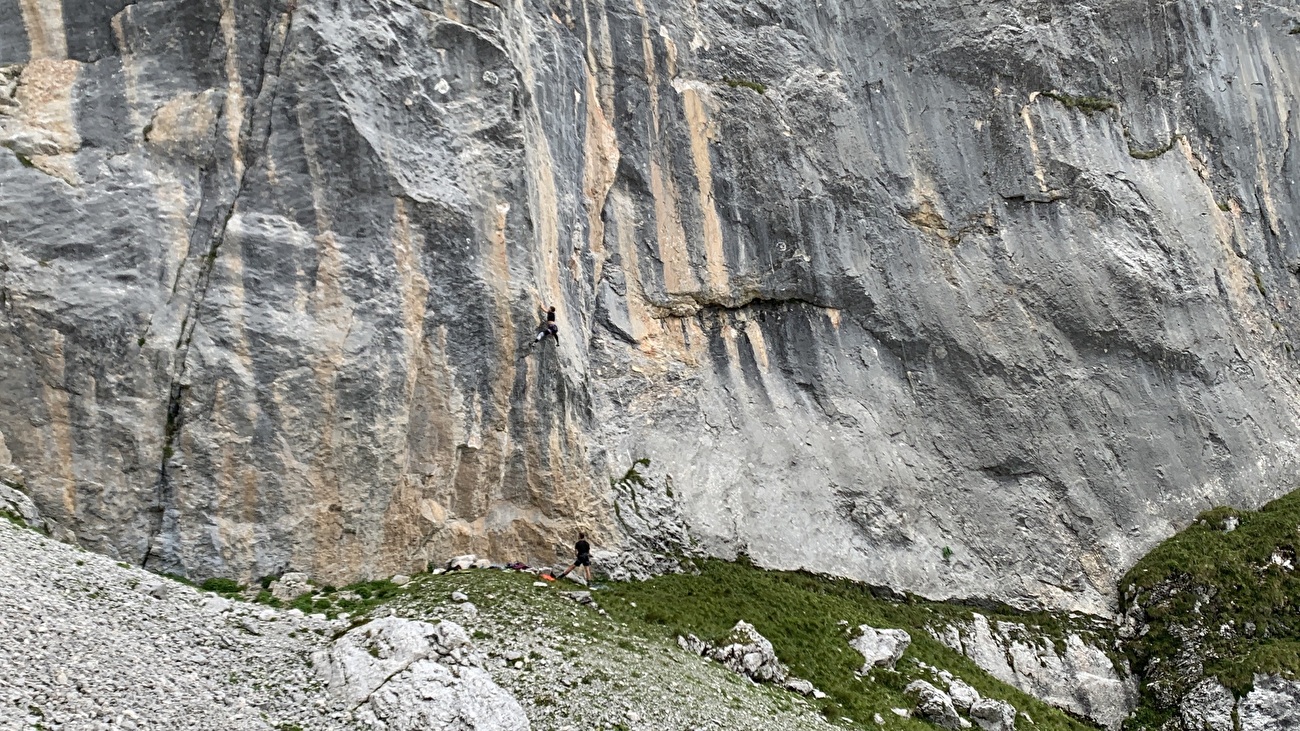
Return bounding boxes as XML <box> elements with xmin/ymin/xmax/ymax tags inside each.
<box><xmin>144</xmin><ymin>1</ymin><xmax>297</xmax><ymax>571</ymax></box>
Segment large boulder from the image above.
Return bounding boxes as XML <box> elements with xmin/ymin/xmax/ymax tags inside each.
<box><xmin>851</xmin><ymin>625</ymin><xmax>912</xmax><ymax>671</ymax></box>
<box><xmin>709</xmin><ymin>621</ymin><xmax>788</xmax><ymax>685</ymax></box>
<box><xmin>948</xmin><ymin>678</ymin><xmax>982</xmax><ymax>711</ymax></box>
<box><xmin>357</xmin><ymin>661</ymin><xmax>528</xmax><ymax>731</ymax></box>
<box><xmin>316</xmin><ymin>616</ymin><xmax>448</xmax><ymax>706</ymax></box>
<box><xmin>0</xmin><ymin>482</ymin><xmax>76</xmax><ymax>544</ymax></box>
<box><xmin>269</xmin><ymin>572</ymin><xmax>313</xmax><ymax>602</ymax></box>
<box><xmin>0</xmin><ymin>483</ymin><xmax>45</xmax><ymax>530</ymax></box>
<box><xmin>314</xmin><ymin>616</ymin><xmax>527</xmax><ymax>730</ymax></box>
<box><xmin>969</xmin><ymin>698</ymin><xmax>1017</xmax><ymax>731</ymax></box>
<box><xmin>447</xmin><ymin>555</ymin><xmax>478</xmax><ymax>571</ymax></box>
<box><xmin>682</xmin><ymin>621</ymin><xmax>790</xmax><ymax>685</ymax></box>
<box><xmin>906</xmin><ymin>680</ymin><xmax>965</xmax><ymax>730</ymax></box>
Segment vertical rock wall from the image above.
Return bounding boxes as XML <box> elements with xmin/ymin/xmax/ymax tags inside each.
<box><xmin>2</xmin><ymin>0</ymin><xmax>1299</xmax><ymax>612</ymax></box>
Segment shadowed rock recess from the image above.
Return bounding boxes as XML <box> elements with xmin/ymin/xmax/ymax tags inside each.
<box><xmin>2</xmin><ymin>0</ymin><xmax>1299</xmax><ymax>613</ymax></box>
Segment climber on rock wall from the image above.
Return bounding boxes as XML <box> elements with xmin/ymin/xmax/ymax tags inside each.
<box><xmin>533</xmin><ymin>306</ymin><xmax>559</xmax><ymax>346</ymax></box>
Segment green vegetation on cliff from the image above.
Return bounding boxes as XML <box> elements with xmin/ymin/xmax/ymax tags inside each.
<box><xmin>596</xmin><ymin>559</ymin><xmax>1100</xmax><ymax>730</ymax></box>
<box><xmin>384</xmin><ymin>560</ymin><xmax>1105</xmax><ymax>730</ymax></box>
<box><xmin>1120</xmin><ymin>489</ymin><xmax>1300</xmax><ymax>727</ymax></box>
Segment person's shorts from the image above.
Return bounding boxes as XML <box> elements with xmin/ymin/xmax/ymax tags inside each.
<box><xmin>575</xmin><ymin>554</ymin><xmax>591</xmax><ymax>566</ymax></box>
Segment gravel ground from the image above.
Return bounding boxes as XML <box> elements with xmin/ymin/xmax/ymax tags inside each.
<box><xmin>0</xmin><ymin>516</ymin><xmax>841</xmax><ymax>731</ymax></box>
<box><xmin>0</xmin><ymin>521</ymin><xmax>359</xmax><ymax>731</ymax></box>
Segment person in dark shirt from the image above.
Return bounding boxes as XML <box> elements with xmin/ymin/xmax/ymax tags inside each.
<box><xmin>533</xmin><ymin>306</ymin><xmax>559</xmax><ymax>346</ymax></box>
<box><xmin>555</xmin><ymin>533</ymin><xmax>592</xmax><ymax>585</ymax></box>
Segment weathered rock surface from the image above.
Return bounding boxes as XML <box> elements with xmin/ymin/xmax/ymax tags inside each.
<box><xmin>682</xmin><ymin>620</ymin><xmax>790</xmax><ymax>685</ymax></box>
<box><xmin>934</xmin><ymin>613</ymin><xmax>1136</xmax><ymax>729</ymax></box>
<box><xmin>5</xmin><ymin>0</ymin><xmax>1300</xmax><ymax>616</ymax></box>
<box><xmin>969</xmin><ymin>698</ymin><xmax>1018</xmax><ymax>731</ymax></box>
<box><xmin>1237</xmin><ymin>675</ymin><xmax>1300</xmax><ymax>731</ymax></box>
<box><xmin>0</xmin><ymin>482</ymin><xmax>76</xmax><ymax>545</ymax></box>
<box><xmin>948</xmin><ymin>678</ymin><xmax>982</xmax><ymax>712</ymax></box>
<box><xmin>1179</xmin><ymin>678</ymin><xmax>1237</xmax><ymax>731</ymax></box>
<box><xmin>851</xmin><ymin>625</ymin><xmax>912</xmax><ymax>671</ymax></box>
<box><xmin>715</xmin><ymin>621</ymin><xmax>788</xmax><ymax>684</ymax></box>
<box><xmin>906</xmin><ymin>680</ymin><xmax>965</xmax><ymax>730</ymax></box>
<box><xmin>1177</xmin><ymin>675</ymin><xmax>1300</xmax><ymax>731</ymax></box>
<box><xmin>315</xmin><ymin>615</ymin><xmax>528</xmax><ymax>730</ymax></box>
<box><xmin>358</xmin><ymin>659</ymin><xmax>529</xmax><ymax>731</ymax></box>
<box><xmin>268</xmin><ymin>571</ymin><xmax>312</xmax><ymax>602</ymax></box>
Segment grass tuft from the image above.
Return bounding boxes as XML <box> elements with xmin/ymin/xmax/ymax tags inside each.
<box><xmin>1128</xmin><ymin>134</ymin><xmax>1181</xmax><ymax>160</ymax></box>
<box><xmin>723</xmin><ymin>77</ymin><xmax>767</xmax><ymax>95</ymax></box>
<box><xmin>1041</xmin><ymin>91</ymin><xmax>1116</xmax><ymax>114</ymax></box>
<box><xmin>200</xmin><ymin>577</ymin><xmax>244</xmax><ymax>595</ymax></box>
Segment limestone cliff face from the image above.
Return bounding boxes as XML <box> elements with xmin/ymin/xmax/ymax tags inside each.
<box><xmin>2</xmin><ymin>0</ymin><xmax>1299</xmax><ymax>612</ymax></box>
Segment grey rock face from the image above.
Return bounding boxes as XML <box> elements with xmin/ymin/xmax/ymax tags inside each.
<box><xmin>1237</xmin><ymin>675</ymin><xmax>1300</xmax><ymax>731</ymax></box>
<box><xmin>1176</xmin><ymin>675</ymin><xmax>1300</xmax><ymax>731</ymax></box>
<box><xmin>4</xmin><ymin>0</ymin><xmax>1300</xmax><ymax>616</ymax></box>
<box><xmin>1179</xmin><ymin>679</ymin><xmax>1236</xmax><ymax>731</ymax></box>
<box><xmin>934</xmin><ymin>613</ymin><xmax>1136</xmax><ymax>729</ymax></box>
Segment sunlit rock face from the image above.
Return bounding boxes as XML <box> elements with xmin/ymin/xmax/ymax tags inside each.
<box><xmin>3</xmin><ymin>0</ymin><xmax>1299</xmax><ymax>613</ymax></box>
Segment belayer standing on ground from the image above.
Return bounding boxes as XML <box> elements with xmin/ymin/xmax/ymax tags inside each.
<box><xmin>533</xmin><ymin>306</ymin><xmax>559</xmax><ymax>346</ymax></box>
<box><xmin>555</xmin><ymin>533</ymin><xmax>592</xmax><ymax>585</ymax></box>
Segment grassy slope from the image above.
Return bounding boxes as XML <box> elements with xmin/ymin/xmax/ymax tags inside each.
<box><xmin>395</xmin><ymin>569</ymin><xmax>842</xmax><ymax>731</ymax></box>
<box><xmin>596</xmin><ymin>558</ymin><xmax>1102</xmax><ymax>730</ymax></box>
<box><xmin>1120</xmin><ymin>490</ymin><xmax>1300</xmax><ymax>727</ymax></box>
<box><xmin>221</xmin><ymin>556</ymin><xmax>1107</xmax><ymax>729</ymax></box>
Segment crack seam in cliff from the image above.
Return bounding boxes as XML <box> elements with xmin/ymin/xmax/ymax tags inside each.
<box><xmin>143</xmin><ymin>2</ymin><xmax>298</xmax><ymax>569</ymax></box>
<box><xmin>646</xmin><ymin>293</ymin><xmax>833</xmax><ymax>319</ymax></box>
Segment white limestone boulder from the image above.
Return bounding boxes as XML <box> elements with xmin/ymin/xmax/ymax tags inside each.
<box><xmin>851</xmin><ymin>625</ymin><xmax>912</xmax><ymax>671</ymax></box>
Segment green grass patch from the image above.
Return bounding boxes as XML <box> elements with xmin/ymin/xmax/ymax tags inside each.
<box><xmin>263</xmin><ymin>578</ymin><xmax>408</xmax><ymax>619</ymax></box>
<box><xmin>1121</xmin><ymin>489</ymin><xmax>1300</xmax><ymax>722</ymax></box>
<box><xmin>200</xmin><ymin>577</ymin><xmax>244</xmax><ymax>595</ymax></box>
<box><xmin>723</xmin><ymin>77</ymin><xmax>767</xmax><ymax>94</ymax></box>
<box><xmin>1041</xmin><ymin>91</ymin><xmax>1116</xmax><ymax>115</ymax></box>
<box><xmin>598</xmin><ymin>559</ymin><xmax>1101</xmax><ymax>730</ymax></box>
<box><xmin>163</xmin><ymin>573</ymin><xmax>196</xmax><ymax>587</ymax></box>
<box><xmin>1128</xmin><ymin>134</ymin><xmax>1181</xmax><ymax>160</ymax></box>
